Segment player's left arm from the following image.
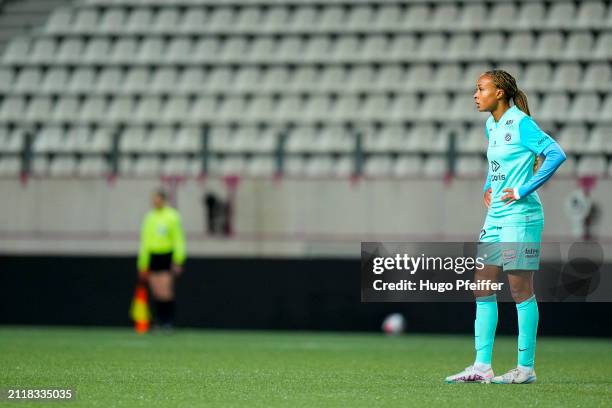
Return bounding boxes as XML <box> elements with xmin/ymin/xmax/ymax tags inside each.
<box><xmin>501</xmin><ymin>117</ymin><xmax>566</xmax><ymax>205</ymax></box>
<box><xmin>171</xmin><ymin>212</ymin><xmax>187</xmax><ymax>275</ymax></box>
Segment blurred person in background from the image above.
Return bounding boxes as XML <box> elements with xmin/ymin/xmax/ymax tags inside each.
<box><xmin>445</xmin><ymin>70</ymin><xmax>566</xmax><ymax>384</ymax></box>
<box><xmin>138</xmin><ymin>189</ymin><xmax>186</xmax><ymax>330</ymax></box>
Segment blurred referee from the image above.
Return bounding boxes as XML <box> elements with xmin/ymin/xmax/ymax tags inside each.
<box><xmin>138</xmin><ymin>189</ymin><xmax>186</xmax><ymax>330</ymax></box>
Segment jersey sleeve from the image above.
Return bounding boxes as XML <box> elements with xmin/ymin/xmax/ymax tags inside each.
<box><xmin>171</xmin><ymin>212</ymin><xmax>186</xmax><ymax>266</ymax></box>
<box><xmin>137</xmin><ymin>215</ymin><xmax>151</xmax><ymax>272</ymax></box>
<box><xmin>518</xmin><ymin>116</ymin><xmax>554</xmax><ymax>155</ymax></box>
<box><xmin>516</xmin><ymin>141</ymin><xmax>566</xmax><ymax>199</ymax></box>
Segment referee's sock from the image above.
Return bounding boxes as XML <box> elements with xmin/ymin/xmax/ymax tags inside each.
<box><xmin>474</xmin><ymin>294</ymin><xmax>498</xmax><ymax>368</ymax></box>
<box><xmin>164</xmin><ymin>300</ymin><xmax>175</xmax><ymax>326</ymax></box>
<box><xmin>155</xmin><ymin>300</ymin><xmax>175</xmax><ymax>326</ymax></box>
<box><xmin>154</xmin><ymin>300</ymin><xmax>166</xmax><ymax>326</ymax></box>
<box><xmin>516</xmin><ymin>295</ymin><xmax>539</xmax><ymax>369</ymax></box>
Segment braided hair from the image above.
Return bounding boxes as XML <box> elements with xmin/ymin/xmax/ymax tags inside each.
<box><xmin>483</xmin><ymin>69</ymin><xmax>531</xmax><ymax>116</ymax></box>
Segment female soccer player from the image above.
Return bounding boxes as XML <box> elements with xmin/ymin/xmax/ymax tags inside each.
<box><xmin>445</xmin><ymin>70</ymin><xmax>566</xmax><ymax>384</ymax></box>
<box><xmin>138</xmin><ymin>189</ymin><xmax>186</xmax><ymax>330</ymax></box>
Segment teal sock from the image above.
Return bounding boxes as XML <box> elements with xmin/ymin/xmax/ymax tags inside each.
<box><xmin>516</xmin><ymin>295</ymin><xmax>539</xmax><ymax>368</ymax></box>
<box><xmin>474</xmin><ymin>294</ymin><xmax>498</xmax><ymax>365</ymax></box>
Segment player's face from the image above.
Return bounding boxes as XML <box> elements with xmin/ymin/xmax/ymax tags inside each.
<box><xmin>473</xmin><ymin>75</ymin><xmax>502</xmax><ymax>112</ymax></box>
<box><xmin>151</xmin><ymin>193</ymin><xmax>165</xmax><ymax>209</ymax></box>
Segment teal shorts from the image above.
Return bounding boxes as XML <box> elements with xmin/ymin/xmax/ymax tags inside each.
<box><xmin>477</xmin><ymin>221</ymin><xmax>543</xmax><ymax>271</ymax></box>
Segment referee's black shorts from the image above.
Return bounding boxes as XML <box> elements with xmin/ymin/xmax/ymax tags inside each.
<box><xmin>149</xmin><ymin>252</ymin><xmax>173</xmax><ymax>273</ymax></box>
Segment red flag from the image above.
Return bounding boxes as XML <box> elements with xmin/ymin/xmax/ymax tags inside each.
<box><xmin>129</xmin><ymin>282</ymin><xmax>151</xmax><ymax>334</ymax></box>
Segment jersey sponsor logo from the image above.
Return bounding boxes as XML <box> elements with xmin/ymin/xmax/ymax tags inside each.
<box><xmin>490</xmin><ymin>160</ymin><xmax>505</xmax><ymax>181</ymax></box>
<box><xmin>537</xmin><ymin>136</ymin><xmax>548</xmax><ymax>145</ymax></box>
<box><xmin>505</xmin><ymin>120</ymin><xmax>514</xmax><ymax>125</ymax></box>
<box><xmin>504</xmin><ymin>133</ymin><xmax>512</xmax><ymax>142</ymax></box>
<box><xmin>491</xmin><ymin>160</ymin><xmax>500</xmax><ymax>172</ymax></box>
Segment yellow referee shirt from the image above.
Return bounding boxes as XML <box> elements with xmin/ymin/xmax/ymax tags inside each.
<box><xmin>137</xmin><ymin>206</ymin><xmax>186</xmax><ymax>272</ymax></box>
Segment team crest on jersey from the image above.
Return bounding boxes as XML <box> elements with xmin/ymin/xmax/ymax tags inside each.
<box><xmin>505</xmin><ymin>133</ymin><xmax>512</xmax><ymax>142</ymax></box>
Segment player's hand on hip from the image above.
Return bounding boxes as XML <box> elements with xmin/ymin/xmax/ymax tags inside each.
<box><xmin>172</xmin><ymin>264</ymin><xmax>183</xmax><ymax>276</ymax></box>
<box><xmin>484</xmin><ymin>188</ymin><xmax>492</xmax><ymax>208</ymax></box>
<box><xmin>500</xmin><ymin>188</ymin><xmax>518</xmax><ymax>205</ymax></box>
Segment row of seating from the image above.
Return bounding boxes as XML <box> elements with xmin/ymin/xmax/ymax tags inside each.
<box><xmin>2</xmin><ymin>123</ymin><xmax>610</xmax><ymax>155</ymax></box>
<box><xmin>1</xmin><ymin>154</ymin><xmax>610</xmax><ymax>178</ymax></box>
<box><xmin>49</xmin><ymin>2</ymin><xmax>612</xmax><ymax>33</ymax></box>
<box><xmin>2</xmin><ymin>63</ymin><xmax>610</xmax><ymax>94</ymax></box>
<box><xmin>5</xmin><ymin>33</ymin><xmax>612</xmax><ymax>65</ymax></box>
<box><xmin>1</xmin><ymin>93</ymin><xmax>611</xmax><ymax>124</ymax></box>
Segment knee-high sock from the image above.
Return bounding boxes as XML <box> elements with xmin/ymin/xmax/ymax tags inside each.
<box><xmin>154</xmin><ymin>299</ymin><xmax>166</xmax><ymax>324</ymax></box>
<box><xmin>474</xmin><ymin>294</ymin><xmax>498</xmax><ymax>365</ymax></box>
<box><xmin>164</xmin><ymin>300</ymin><xmax>175</xmax><ymax>325</ymax></box>
<box><xmin>516</xmin><ymin>295</ymin><xmax>539</xmax><ymax>368</ymax></box>
<box><xmin>155</xmin><ymin>300</ymin><xmax>175</xmax><ymax>325</ymax></box>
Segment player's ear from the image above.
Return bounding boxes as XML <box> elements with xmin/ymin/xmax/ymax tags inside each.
<box><xmin>495</xmin><ymin>88</ymin><xmax>505</xmax><ymax>101</ymax></box>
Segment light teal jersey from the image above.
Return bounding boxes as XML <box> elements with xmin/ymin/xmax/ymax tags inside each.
<box><xmin>485</xmin><ymin>106</ymin><xmax>554</xmax><ymax>226</ymax></box>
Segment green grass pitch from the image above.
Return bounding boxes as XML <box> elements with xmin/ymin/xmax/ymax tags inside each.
<box><xmin>1</xmin><ymin>327</ymin><xmax>610</xmax><ymax>407</ymax></box>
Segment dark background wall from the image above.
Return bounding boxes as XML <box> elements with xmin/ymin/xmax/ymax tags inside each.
<box><xmin>1</xmin><ymin>256</ymin><xmax>610</xmax><ymax>336</ymax></box>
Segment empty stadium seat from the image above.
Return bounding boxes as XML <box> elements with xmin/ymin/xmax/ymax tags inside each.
<box><xmin>590</xmin><ymin>126</ymin><xmax>612</xmax><ymax>153</ymax></box>
<box><xmin>576</xmin><ymin>1</ymin><xmax>606</xmax><ymax>27</ymax></box>
<box><xmin>15</xmin><ymin>68</ymin><xmax>42</xmax><ymax>93</ymax></box>
<box><xmin>78</xmin><ymin>157</ymin><xmax>109</xmax><ymax>176</ymax></box>
<box><xmin>423</xmin><ymin>156</ymin><xmax>448</xmax><ymax>177</ymax></box>
<box><xmin>3</xmin><ymin>37</ymin><xmax>30</xmax><ymax>64</ymax></box>
<box><xmin>600</xmin><ymin>95</ymin><xmax>612</xmax><ymax>121</ymax></box>
<box><xmin>0</xmin><ymin>97</ymin><xmax>26</xmax><ymax>122</ymax></box>
<box><xmin>456</xmin><ymin>157</ymin><xmax>487</xmax><ymax>177</ymax></box>
<box><xmin>576</xmin><ymin>156</ymin><xmax>607</xmax><ymax>177</ymax></box>
<box><xmin>0</xmin><ymin>156</ymin><xmax>21</xmax><ymax>176</ymax></box>
<box><xmin>75</xmin><ymin>126</ymin><xmax>113</xmax><ymax>153</ymax></box>
<box><xmin>84</xmin><ymin>38</ymin><xmax>112</xmax><ymax>63</ymax></box>
<box><xmin>552</xmin><ymin>63</ymin><xmax>582</xmax><ymax>91</ymax></box>
<box><xmin>583</xmin><ymin>63</ymin><xmax>611</xmax><ymax>90</ymax></box>
<box><xmin>0</xmin><ymin>127</ymin><xmax>25</xmax><ymax>152</ymax></box>
<box><xmin>517</xmin><ymin>2</ymin><xmax>546</xmax><ymax>29</ymax></box>
<box><xmin>42</xmin><ymin>68</ymin><xmax>70</xmax><ymax>93</ymax></box>
<box><xmin>45</xmin><ymin>8</ymin><xmax>72</xmax><ymax>33</ymax></box>
<box><xmin>547</xmin><ymin>2</ymin><xmax>576</xmax><ymax>28</ymax></box>
<box><xmin>49</xmin><ymin>156</ymin><xmax>78</xmax><ymax>176</ymax></box>
<box><xmin>69</xmin><ymin>69</ymin><xmax>96</xmax><ymax>95</ymax></box>
<box><xmin>394</xmin><ymin>156</ymin><xmax>424</xmax><ymax>177</ymax></box>
<box><xmin>556</xmin><ymin>124</ymin><xmax>589</xmax><ymax>153</ymax></box>
<box><xmin>568</xmin><ymin>94</ymin><xmax>600</xmax><ymax>121</ymax></box>
<box><xmin>244</xmin><ymin>156</ymin><xmax>276</xmax><ymax>177</ymax></box>
<box><xmin>80</xmin><ymin>97</ymin><xmax>108</xmax><ymax>122</ymax></box>
<box><xmin>363</xmin><ymin>156</ymin><xmax>393</xmax><ymax>177</ymax></box>
<box><xmin>30</xmin><ymin>38</ymin><xmax>56</xmax><ymax>63</ymax></box>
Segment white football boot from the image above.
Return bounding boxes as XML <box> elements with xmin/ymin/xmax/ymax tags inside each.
<box><xmin>445</xmin><ymin>365</ymin><xmax>494</xmax><ymax>383</ymax></box>
<box><xmin>491</xmin><ymin>367</ymin><xmax>537</xmax><ymax>384</ymax></box>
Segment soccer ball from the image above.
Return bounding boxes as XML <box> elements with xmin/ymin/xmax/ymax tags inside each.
<box><xmin>382</xmin><ymin>313</ymin><xmax>406</xmax><ymax>335</ymax></box>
